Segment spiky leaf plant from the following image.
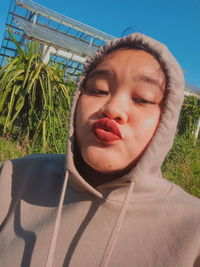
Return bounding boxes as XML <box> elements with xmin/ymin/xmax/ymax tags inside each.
<box><xmin>0</xmin><ymin>29</ymin><xmax>75</xmax><ymax>152</ymax></box>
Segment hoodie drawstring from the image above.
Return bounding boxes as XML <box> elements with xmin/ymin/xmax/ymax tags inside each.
<box><xmin>99</xmin><ymin>180</ymin><xmax>136</xmax><ymax>267</ymax></box>
<box><xmin>46</xmin><ymin>174</ymin><xmax>135</xmax><ymax>267</ymax></box>
<box><xmin>45</xmin><ymin>171</ymin><xmax>69</xmax><ymax>267</ymax></box>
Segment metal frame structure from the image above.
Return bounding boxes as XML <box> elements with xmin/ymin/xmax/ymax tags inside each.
<box><xmin>0</xmin><ymin>0</ymin><xmax>114</xmax><ymax>77</ymax></box>
<box><xmin>185</xmin><ymin>83</ymin><xmax>200</xmax><ymax>98</ymax></box>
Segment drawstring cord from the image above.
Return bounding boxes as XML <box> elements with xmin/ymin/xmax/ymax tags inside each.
<box><xmin>99</xmin><ymin>181</ymin><xmax>136</xmax><ymax>267</ymax></box>
<box><xmin>45</xmin><ymin>172</ymin><xmax>135</xmax><ymax>267</ymax></box>
<box><xmin>45</xmin><ymin>171</ymin><xmax>69</xmax><ymax>267</ymax></box>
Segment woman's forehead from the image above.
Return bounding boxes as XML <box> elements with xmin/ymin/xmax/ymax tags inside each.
<box><xmin>86</xmin><ymin>49</ymin><xmax>166</xmax><ymax>92</ymax></box>
<box><xmin>95</xmin><ymin>49</ymin><xmax>163</xmax><ymax>73</ymax></box>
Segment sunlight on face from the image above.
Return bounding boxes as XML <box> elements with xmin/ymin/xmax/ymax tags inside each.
<box><xmin>75</xmin><ymin>49</ymin><xmax>165</xmax><ymax>174</ymax></box>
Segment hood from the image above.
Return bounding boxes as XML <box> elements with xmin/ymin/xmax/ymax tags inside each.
<box><xmin>66</xmin><ymin>33</ymin><xmax>184</xmax><ymax>196</ymax></box>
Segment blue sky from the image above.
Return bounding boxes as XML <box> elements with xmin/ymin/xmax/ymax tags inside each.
<box><xmin>1</xmin><ymin>0</ymin><xmax>200</xmax><ymax>88</ymax></box>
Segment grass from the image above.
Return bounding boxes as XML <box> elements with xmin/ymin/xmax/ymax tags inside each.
<box><xmin>162</xmin><ymin>135</ymin><xmax>200</xmax><ymax>198</ymax></box>
<box><xmin>0</xmin><ymin>134</ymin><xmax>199</xmax><ymax>199</ymax></box>
<box><xmin>0</xmin><ymin>132</ymin><xmax>67</xmax><ymax>162</ymax></box>
<box><xmin>0</xmin><ymin>137</ymin><xmax>27</xmax><ymax>162</ymax></box>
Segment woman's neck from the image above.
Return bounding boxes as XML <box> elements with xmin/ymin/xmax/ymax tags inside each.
<box><xmin>74</xmin><ymin>145</ymin><xmax>131</xmax><ymax>187</ymax></box>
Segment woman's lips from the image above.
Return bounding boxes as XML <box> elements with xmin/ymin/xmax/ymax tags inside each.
<box><xmin>92</xmin><ymin>118</ymin><xmax>122</xmax><ymax>143</ymax></box>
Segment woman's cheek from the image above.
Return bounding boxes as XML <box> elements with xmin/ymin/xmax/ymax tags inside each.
<box><xmin>142</xmin><ymin>115</ymin><xmax>160</xmax><ymax>129</ymax></box>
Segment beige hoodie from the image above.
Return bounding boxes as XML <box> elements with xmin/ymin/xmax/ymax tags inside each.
<box><xmin>0</xmin><ymin>33</ymin><xmax>200</xmax><ymax>267</ymax></box>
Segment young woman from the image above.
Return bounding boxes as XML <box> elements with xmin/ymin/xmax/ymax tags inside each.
<box><xmin>0</xmin><ymin>33</ymin><xmax>200</xmax><ymax>267</ymax></box>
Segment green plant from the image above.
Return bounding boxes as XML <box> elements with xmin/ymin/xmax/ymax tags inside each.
<box><xmin>178</xmin><ymin>95</ymin><xmax>200</xmax><ymax>136</ymax></box>
<box><xmin>162</xmin><ymin>134</ymin><xmax>200</xmax><ymax>198</ymax></box>
<box><xmin>0</xmin><ymin>29</ymin><xmax>75</xmax><ymax>152</ymax></box>
<box><xmin>0</xmin><ymin>137</ymin><xmax>26</xmax><ymax>162</ymax></box>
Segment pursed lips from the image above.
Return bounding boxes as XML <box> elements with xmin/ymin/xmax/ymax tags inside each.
<box><xmin>92</xmin><ymin>118</ymin><xmax>122</xmax><ymax>142</ymax></box>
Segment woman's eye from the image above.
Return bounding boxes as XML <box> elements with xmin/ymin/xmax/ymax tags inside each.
<box><xmin>86</xmin><ymin>88</ymin><xmax>109</xmax><ymax>96</ymax></box>
<box><xmin>132</xmin><ymin>98</ymin><xmax>155</xmax><ymax>105</ymax></box>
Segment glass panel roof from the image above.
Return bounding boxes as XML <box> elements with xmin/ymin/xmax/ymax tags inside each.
<box><xmin>14</xmin><ymin>16</ymin><xmax>98</xmax><ymax>57</ymax></box>
<box><xmin>185</xmin><ymin>83</ymin><xmax>200</xmax><ymax>95</ymax></box>
<box><xmin>16</xmin><ymin>0</ymin><xmax>114</xmax><ymax>41</ymax></box>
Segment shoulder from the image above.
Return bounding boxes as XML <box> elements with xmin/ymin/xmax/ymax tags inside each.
<box><xmin>1</xmin><ymin>153</ymin><xmax>65</xmax><ymax>177</ymax></box>
<box><xmin>169</xmin><ymin>182</ymin><xmax>200</xmax><ymax>207</ymax></box>
<box><xmin>164</xmin><ymin>182</ymin><xmax>200</xmax><ymax>224</ymax></box>
<box><xmin>1</xmin><ymin>154</ymin><xmax>66</xmax><ymax>185</ymax></box>
<box><xmin>0</xmin><ymin>154</ymin><xmax>66</xmax><ymax>207</ymax></box>
<box><xmin>12</xmin><ymin>153</ymin><xmax>65</xmax><ymax>169</ymax></box>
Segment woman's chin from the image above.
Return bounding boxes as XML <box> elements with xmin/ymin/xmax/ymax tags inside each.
<box><xmin>82</xmin><ymin>151</ymin><xmax>127</xmax><ymax>175</ymax></box>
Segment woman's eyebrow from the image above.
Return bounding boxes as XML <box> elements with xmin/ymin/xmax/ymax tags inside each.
<box><xmin>86</xmin><ymin>69</ymin><xmax>165</xmax><ymax>90</ymax></box>
<box><xmin>137</xmin><ymin>74</ymin><xmax>159</xmax><ymax>86</ymax></box>
<box><xmin>87</xmin><ymin>69</ymin><xmax>113</xmax><ymax>81</ymax></box>
<box><xmin>136</xmin><ymin>74</ymin><xmax>165</xmax><ymax>90</ymax></box>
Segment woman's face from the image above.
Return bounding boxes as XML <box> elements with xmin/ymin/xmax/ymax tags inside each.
<box><xmin>75</xmin><ymin>49</ymin><xmax>165</xmax><ymax>174</ymax></box>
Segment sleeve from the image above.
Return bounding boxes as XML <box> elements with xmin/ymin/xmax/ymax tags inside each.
<box><xmin>0</xmin><ymin>160</ymin><xmax>13</xmax><ymax>227</ymax></box>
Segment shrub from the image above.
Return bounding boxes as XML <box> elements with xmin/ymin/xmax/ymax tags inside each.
<box><xmin>162</xmin><ymin>134</ymin><xmax>200</xmax><ymax>198</ymax></box>
<box><xmin>178</xmin><ymin>95</ymin><xmax>200</xmax><ymax>137</ymax></box>
<box><xmin>0</xmin><ymin>29</ymin><xmax>75</xmax><ymax>152</ymax></box>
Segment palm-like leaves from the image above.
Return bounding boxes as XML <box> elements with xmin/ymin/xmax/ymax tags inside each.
<box><xmin>0</xmin><ymin>29</ymin><xmax>75</xmax><ymax>152</ymax></box>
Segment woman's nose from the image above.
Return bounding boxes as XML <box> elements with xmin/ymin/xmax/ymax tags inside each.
<box><xmin>99</xmin><ymin>96</ymin><xmax>128</xmax><ymax>124</ymax></box>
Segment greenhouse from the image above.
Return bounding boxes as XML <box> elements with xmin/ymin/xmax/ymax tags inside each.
<box><xmin>0</xmin><ymin>0</ymin><xmax>114</xmax><ymax>78</ymax></box>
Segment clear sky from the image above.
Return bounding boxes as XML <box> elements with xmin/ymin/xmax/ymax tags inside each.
<box><xmin>0</xmin><ymin>0</ymin><xmax>200</xmax><ymax>88</ymax></box>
